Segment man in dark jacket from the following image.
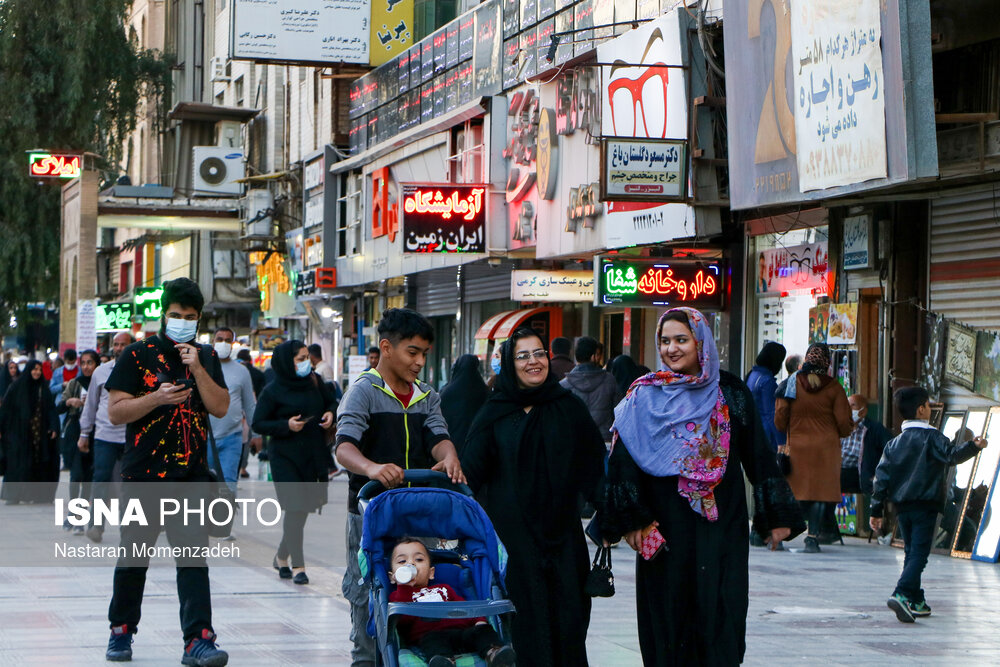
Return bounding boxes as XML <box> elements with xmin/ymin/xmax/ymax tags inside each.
<box><xmin>548</xmin><ymin>337</ymin><xmax>575</xmax><ymax>381</ymax></box>
<box><xmin>844</xmin><ymin>394</ymin><xmax>893</xmax><ymax>495</ymax></box>
<box><xmin>559</xmin><ymin>336</ymin><xmax>619</xmax><ymax>441</ymax></box>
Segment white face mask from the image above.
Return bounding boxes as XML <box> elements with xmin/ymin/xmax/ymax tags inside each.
<box><xmin>214</xmin><ymin>342</ymin><xmax>233</xmax><ymax>360</ymax></box>
<box><xmin>852</xmin><ymin>409</ymin><xmax>862</xmax><ymax>422</ymax></box>
<box><xmin>296</xmin><ymin>358</ymin><xmax>313</xmax><ymax>377</ymax></box>
<box><xmin>165</xmin><ymin>318</ymin><xmax>199</xmax><ymax>343</ymax></box>
<box><xmin>64</xmin><ymin>362</ymin><xmax>77</xmax><ymax>370</ymax></box>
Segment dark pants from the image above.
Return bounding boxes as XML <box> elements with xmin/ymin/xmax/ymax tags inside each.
<box><xmin>108</xmin><ymin>481</ymin><xmax>214</xmax><ymax>642</ymax></box>
<box><xmin>418</xmin><ymin>624</ymin><xmax>500</xmax><ymax>661</ymax></box>
<box><xmin>90</xmin><ymin>439</ymin><xmax>125</xmax><ymax>532</ymax></box>
<box><xmin>276</xmin><ymin>510</ymin><xmax>309</xmax><ymax>567</ymax></box>
<box><xmin>799</xmin><ymin>501</ymin><xmax>827</xmax><ymax>536</ymax></box>
<box><xmin>894</xmin><ymin>509</ymin><xmax>937</xmax><ymax>603</ymax></box>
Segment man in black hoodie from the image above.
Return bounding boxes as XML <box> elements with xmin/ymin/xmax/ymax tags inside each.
<box><xmin>559</xmin><ymin>336</ymin><xmax>619</xmax><ymax>442</ymax></box>
<box><xmin>870</xmin><ymin>386</ymin><xmax>986</xmax><ymax>623</ymax></box>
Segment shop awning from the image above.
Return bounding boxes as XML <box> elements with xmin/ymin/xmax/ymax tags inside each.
<box><xmin>474</xmin><ymin>310</ymin><xmax>519</xmax><ymax>340</ymax></box>
<box><xmin>492</xmin><ymin>307</ymin><xmax>559</xmax><ymax>340</ymax></box>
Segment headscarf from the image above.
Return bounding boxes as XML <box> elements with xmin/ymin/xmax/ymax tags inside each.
<box><xmin>269</xmin><ymin>340</ymin><xmax>313</xmax><ymax>391</ymax></box>
<box><xmin>611</xmin><ymin>308</ymin><xmax>730</xmax><ymax>521</ymax></box>
<box><xmin>74</xmin><ymin>350</ymin><xmax>100</xmax><ymax>391</ymax></box>
<box><xmin>609</xmin><ymin>354</ymin><xmax>643</xmax><ymax>398</ymax></box>
<box><xmin>783</xmin><ymin>343</ymin><xmax>832</xmax><ymax>398</ymax></box>
<box><xmin>754</xmin><ymin>341</ymin><xmax>787</xmax><ymax>376</ymax></box>
<box><xmin>8</xmin><ymin>360</ymin><xmax>46</xmax><ymax>415</ymax></box>
<box><xmin>0</xmin><ymin>360</ymin><xmax>19</xmax><ymax>399</ymax></box>
<box><xmin>439</xmin><ymin>354</ymin><xmax>490</xmax><ymax>456</ymax></box>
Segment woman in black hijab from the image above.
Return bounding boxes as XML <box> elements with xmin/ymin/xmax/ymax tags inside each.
<box><xmin>439</xmin><ymin>354</ymin><xmax>489</xmax><ymax>456</ymax></box>
<box><xmin>609</xmin><ymin>354</ymin><xmax>644</xmax><ymax>398</ymax></box>
<box><xmin>252</xmin><ymin>340</ymin><xmax>338</xmax><ymax>585</ymax></box>
<box><xmin>0</xmin><ymin>360</ymin><xmax>19</xmax><ymax>404</ymax></box>
<box><xmin>0</xmin><ymin>360</ymin><xmax>60</xmax><ymax>504</ymax></box>
<box><xmin>461</xmin><ymin>327</ymin><xmax>606</xmax><ymax>667</ymax></box>
<box><xmin>58</xmin><ymin>350</ymin><xmax>100</xmax><ymax>531</ymax></box>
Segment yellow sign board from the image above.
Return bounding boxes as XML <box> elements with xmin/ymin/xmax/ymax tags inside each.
<box><xmin>370</xmin><ymin>0</ymin><xmax>414</xmax><ymax>67</ymax></box>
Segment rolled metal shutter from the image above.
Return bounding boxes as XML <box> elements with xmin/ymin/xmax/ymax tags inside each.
<box><xmin>462</xmin><ymin>260</ymin><xmax>516</xmax><ymax>302</ymax></box>
<box><xmin>414</xmin><ymin>267</ymin><xmax>460</xmax><ymax>317</ymax></box>
<box><xmin>930</xmin><ymin>186</ymin><xmax>1000</xmax><ymax>406</ymax></box>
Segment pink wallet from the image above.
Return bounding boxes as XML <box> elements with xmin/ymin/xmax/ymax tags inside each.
<box><xmin>641</xmin><ymin>527</ymin><xmax>667</xmax><ymax>560</ymax></box>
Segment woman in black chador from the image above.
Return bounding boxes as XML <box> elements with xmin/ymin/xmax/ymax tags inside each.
<box><xmin>461</xmin><ymin>327</ymin><xmax>606</xmax><ymax>667</ymax></box>
<box><xmin>0</xmin><ymin>360</ymin><xmax>60</xmax><ymax>504</ymax></box>
<box><xmin>600</xmin><ymin>308</ymin><xmax>804</xmax><ymax>666</ymax></box>
<box><xmin>439</xmin><ymin>353</ymin><xmax>489</xmax><ymax>456</ymax></box>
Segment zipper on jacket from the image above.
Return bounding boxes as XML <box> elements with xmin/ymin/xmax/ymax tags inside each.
<box><xmin>366</xmin><ymin>372</ymin><xmax>431</xmax><ymax>488</ymax></box>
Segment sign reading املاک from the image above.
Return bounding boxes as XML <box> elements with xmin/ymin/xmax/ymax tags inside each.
<box><xmin>29</xmin><ymin>153</ymin><xmax>81</xmax><ymax>179</ymax></box>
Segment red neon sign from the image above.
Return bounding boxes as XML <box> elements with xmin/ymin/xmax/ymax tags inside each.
<box><xmin>29</xmin><ymin>153</ymin><xmax>81</xmax><ymax>179</ymax></box>
<box><xmin>371</xmin><ymin>167</ymin><xmax>399</xmax><ymax>242</ymax></box>
<box><xmin>401</xmin><ymin>184</ymin><xmax>487</xmax><ymax>253</ymax></box>
<box><xmin>598</xmin><ymin>258</ymin><xmax>726</xmax><ymax>310</ymax></box>
<box><xmin>636</xmin><ymin>266</ymin><xmax>717</xmax><ymax>301</ymax></box>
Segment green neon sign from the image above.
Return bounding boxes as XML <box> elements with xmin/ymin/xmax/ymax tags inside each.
<box><xmin>134</xmin><ymin>287</ymin><xmax>163</xmax><ymax>321</ymax></box>
<box><xmin>96</xmin><ymin>303</ymin><xmax>134</xmax><ymax>331</ymax></box>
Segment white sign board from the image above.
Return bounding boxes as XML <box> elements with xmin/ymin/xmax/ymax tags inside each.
<box><xmin>603</xmin><ymin>138</ymin><xmax>686</xmax><ymax>200</ymax></box>
<box><xmin>75</xmin><ymin>300</ymin><xmax>98</xmax><ymax>354</ymax></box>
<box><xmin>790</xmin><ymin>0</ymin><xmax>887</xmax><ymax>191</ymax></box>
<box><xmin>604</xmin><ymin>201</ymin><xmax>696</xmax><ymax>250</ymax></box>
<box><xmin>347</xmin><ymin>354</ymin><xmax>368</xmax><ymax>385</ymax></box>
<box><xmin>843</xmin><ymin>214</ymin><xmax>873</xmax><ymax>270</ymax></box>
<box><xmin>511</xmin><ymin>271</ymin><xmax>595</xmax><ymax>302</ymax></box>
<box><xmin>599</xmin><ymin>11</ymin><xmax>687</xmax><ymax>140</ymax></box>
<box><xmin>232</xmin><ymin>0</ymin><xmax>370</xmax><ymax>65</ymax></box>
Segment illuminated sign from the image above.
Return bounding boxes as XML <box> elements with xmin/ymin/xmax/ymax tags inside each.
<box><xmin>96</xmin><ymin>303</ymin><xmax>134</xmax><ymax>332</ymax></box>
<box><xmin>133</xmin><ymin>287</ymin><xmax>164</xmax><ymax>321</ymax></box>
<box><xmin>401</xmin><ymin>184</ymin><xmax>486</xmax><ymax>253</ymax></box>
<box><xmin>371</xmin><ymin>167</ymin><xmax>399</xmax><ymax>242</ymax></box>
<box><xmin>29</xmin><ymin>153</ymin><xmax>81</xmax><ymax>179</ymax></box>
<box><xmin>596</xmin><ymin>258</ymin><xmax>725</xmax><ymax>310</ymax></box>
<box><xmin>250</xmin><ymin>251</ymin><xmax>295</xmax><ymax>317</ymax></box>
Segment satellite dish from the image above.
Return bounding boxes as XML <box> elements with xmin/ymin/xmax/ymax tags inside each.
<box><xmin>199</xmin><ymin>157</ymin><xmax>227</xmax><ymax>185</ymax></box>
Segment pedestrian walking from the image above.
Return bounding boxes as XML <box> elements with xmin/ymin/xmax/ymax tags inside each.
<box><xmin>51</xmin><ymin>348</ymin><xmax>79</xmax><ymax>469</ymax></box>
<box><xmin>600</xmin><ymin>308</ymin><xmax>804</xmax><ymax>666</ymax></box>
<box><xmin>746</xmin><ymin>342</ymin><xmax>786</xmax><ymax>453</ymax></box>
<box><xmin>784</xmin><ymin>354</ymin><xmax>802</xmax><ymax>376</ymax></box>
<box><xmin>774</xmin><ymin>343</ymin><xmax>854</xmax><ymax>553</ymax></box>
<box><xmin>870</xmin><ymin>386</ymin><xmax>987</xmax><ymax>623</ymax></box>
<box><xmin>208</xmin><ymin>327</ymin><xmax>260</xmax><ymax>492</ymax></box>
<box><xmin>0</xmin><ymin>360</ymin><xmax>60</xmax><ymax>504</ymax></box>
<box><xmin>236</xmin><ymin>348</ymin><xmax>266</xmax><ymax>398</ymax></box>
<box><xmin>58</xmin><ymin>349</ymin><xmax>100</xmax><ymax>534</ymax></box>
<box><xmin>560</xmin><ymin>336</ymin><xmax>620</xmax><ymax>441</ymax></box>
<box><xmin>77</xmin><ymin>332</ymin><xmax>132</xmax><ymax>543</ymax></box>
<box><xmin>609</xmin><ymin>354</ymin><xmax>643</xmax><ymax>399</ymax></box>
<box><xmin>251</xmin><ymin>340</ymin><xmax>338</xmax><ymax>585</ymax></box>
<box><xmin>0</xmin><ymin>359</ymin><xmax>19</xmax><ymax>403</ymax></box>
<box><xmin>462</xmin><ymin>327</ymin><xmax>606</xmax><ymax>667</ymax></box>
<box><xmin>848</xmin><ymin>394</ymin><xmax>893</xmax><ymax>496</ymax></box>
<box><xmin>547</xmin><ymin>336</ymin><xmax>575</xmax><ymax>381</ymax></box>
<box><xmin>103</xmin><ymin>277</ymin><xmax>230</xmax><ymax>665</ymax></box>
<box><xmin>439</xmin><ymin>354</ymin><xmax>489</xmax><ymax>456</ymax></box>
<box><xmin>335</xmin><ymin>308</ymin><xmax>463</xmax><ymax>667</ymax></box>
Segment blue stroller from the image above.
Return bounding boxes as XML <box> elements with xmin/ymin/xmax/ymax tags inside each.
<box><xmin>358</xmin><ymin>470</ymin><xmax>516</xmax><ymax>667</ymax></box>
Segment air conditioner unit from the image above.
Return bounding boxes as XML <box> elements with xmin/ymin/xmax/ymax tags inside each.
<box><xmin>192</xmin><ymin>146</ymin><xmax>244</xmax><ymax>196</ymax></box>
<box><xmin>216</xmin><ymin>120</ymin><xmax>242</xmax><ymax>148</ymax></box>
<box><xmin>210</xmin><ymin>56</ymin><xmax>229</xmax><ymax>83</ymax></box>
<box><xmin>243</xmin><ymin>188</ymin><xmax>274</xmax><ymax>236</ymax></box>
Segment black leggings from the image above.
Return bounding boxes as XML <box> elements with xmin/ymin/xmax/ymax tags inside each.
<box><xmin>799</xmin><ymin>501</ymin><xmax>828</xmax><ymax>537</ymax></box>
<box><xmin>277</xmin><ymin>510</ymin><xmax>309</xmax><ymax>567</ymax></box>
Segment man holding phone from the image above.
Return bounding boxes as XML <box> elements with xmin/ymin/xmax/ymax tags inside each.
<box><xmin>103</xmin><ymin>278</ymin><xmax>231</xmax><ymax>666</ymax></box>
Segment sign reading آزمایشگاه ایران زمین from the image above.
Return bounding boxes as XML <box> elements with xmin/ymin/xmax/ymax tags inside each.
<box><xmin>29</xmin><ymin>153</ymin><xmax>81</xmax><ymax>179</ymax></box>
<box><xmin>596</xmin><ymin>258</ymin><xmax>725</xmax><ymax>310</ymax></box>
<box><xmin>401</xmin><ymin>184</ymin><xmax>487</xmax><ymax>253</ymax></box>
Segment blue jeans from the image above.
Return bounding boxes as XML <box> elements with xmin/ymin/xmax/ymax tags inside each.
<box><xmin>89</xmin><ymin>439</ymin><xmax>125</xmax><ymax>533</ymax></box>
<box><xmin>894</xmin><ymin>509</ymin><xmax>937</xmax><ymax>603</ymax></box>
<box><xmin>209</xmin><ymin>431</ymin><xmax>243</xmax><ymax>492</ymax></box>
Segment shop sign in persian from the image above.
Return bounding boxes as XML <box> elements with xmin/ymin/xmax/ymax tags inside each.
<box><xmin>134</xmin><ymin>287</ymin><xmax>163</xmax><ymax>321</ymax></box>
<box><xmin>231</xmin><ymin>0</ymin><xmax>370</xmax><ymax>65</ymax></box>
<box><xmin>75</xmin><ymin>300</ymin><xmax>98</xmax><ymax>354</ymax></box>
<box><xmin>604</xmin><ymin>201</ymin><xmax>695</xmax><ymax>249</ymax></box>
<box><xmin>843</xmin><ymin>214</ymin><xmax>873</xmax><ymax>270</ymax></box>
<box><xmin>595</xmin><ymin>258</ymin><xmax>724</xmax><ymax>310</ymax></box>
<box><xmin>511</xmin><ymin>270</ymin><xmax>594</xmax><ymax>302</ymax></box>
<box><xmin>756</xmin><ymin>242</ymin><xmax>829</xmax><ymax>295</ymax></box>
<box><xmin>401</xmin><ymin>184</ymin><xmax>487</xmax><ymax>253</ymax></box>
<box><xmin>96</xmin><ymin>303</ymin><xmax>134</xmax><ymax>332</ymax></box>
<box><xmin>945</xmin><ymin>322</ymin><xmax>977</xmax><ymax>390</ymax></box>
<box><xmin>791</xmin><ymin>0</ymin><xmax>887</xmax><ymax>191</ymax></box>
<box><xmin>827</xmin><ymin>302</ymin><xmax>858</xmax><ymax>345</ymax></box>
<box><xmin>601</xmin><ymin>138</ymin><xmax>686</xmax><ymax>201</ymax></box>
<box><xmin>29</xmin><ymin>152</ymin><xmax>81</xmax><ymax>179</ymax></box>
<box><xmin>371</xmin><ymin>0</ymin><xmax>414</xmax><ymax>66</ymax></box>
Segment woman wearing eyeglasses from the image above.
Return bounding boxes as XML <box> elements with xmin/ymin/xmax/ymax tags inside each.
<box><xmin>462</xmin><ymin>327</ymin><xmax>607</xmax><ymax>667</ymax></box>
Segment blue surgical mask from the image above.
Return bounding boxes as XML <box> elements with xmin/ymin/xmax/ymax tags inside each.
<box><xmin>296</xmin><ymin>358</ymin><xmax>313</xmax><ymax>377</ymax></box>
<box><xmin>165</xmin><ymin>318</ymin><xmax>198</xmax><ymax>343</ymax></box>
<box><xmin>490</xmin><ymin>357</ymin><xmax>502</xmax><ymax>376</ymax></box>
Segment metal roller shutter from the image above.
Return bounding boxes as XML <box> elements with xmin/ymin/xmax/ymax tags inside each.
<box><xmin>415</xmin><ymin>267</ymin><xmax>460</xmax><ymax>317</ymax></box>
<box><xmin>462</xmin><ymin>261</ymin><xmax>516</xmax><ymax>303</ymax></box>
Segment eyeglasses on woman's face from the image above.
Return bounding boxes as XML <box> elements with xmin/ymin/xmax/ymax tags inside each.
<box><xmin>514</xmin><ymin>349</ymin><xmax>548</xmax><ymax>363</ymax></box>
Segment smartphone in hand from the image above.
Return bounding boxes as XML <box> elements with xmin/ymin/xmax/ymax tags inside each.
<box><xmin>174</xmin><ymin>378</ymin><xmax>195</xmax><ymax>390</ymax></box>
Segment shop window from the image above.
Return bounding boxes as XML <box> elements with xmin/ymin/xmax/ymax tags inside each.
<box><xmin>337</xmin><ymin>171</ymin><xmax>363</xmax><ymax>257</ymax></box>
<box><xmin>449</xmin><ymin>119</ymin><xmax>484</xmax><ymax>183</ymax></box>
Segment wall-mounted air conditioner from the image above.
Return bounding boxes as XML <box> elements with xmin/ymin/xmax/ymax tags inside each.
<box><xmin>192</xmin><ymin>146</ymin><xmax>244</xmax><ymax>196</ymax></box>
<box><xmin>210</xmin><ymin>56</ymin><xmax>229</xmax><ymax>83</ymax></box>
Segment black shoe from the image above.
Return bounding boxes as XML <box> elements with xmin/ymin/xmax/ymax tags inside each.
<box><xmin>273</xmin><ymin>556</ymin><xmax>292</xmax><ymax>579</ymax></box>
<box><xmin>816</xmin><ymin>531</ymin><xmax>843</xmax><ymax>545</ymax></box>
<box><xmin>293</xmin><ymin>571</ymin><xmax>309</xmax><ymax>585</ymax></box>
<box><xmin>909</xmin><ymin>599</ymin><xmax>932</xmax><ymax>617</ymax></box>
<box><xmin>181</xmin><ymin>629</ymin><xmax>229</xmax><ymax>666</ymax></box>
<box><xmin>888</xmin><ymin>594</ymin><xmax>915</xmax><ymax>623</ymax></box>
<box><xmin>485</xmin><ymin>645</ymin><xmax>517</xmax><ymax>667</ymax></box>
<box><xmin>239</xmin><ymin>469</ymin><xmax>250</xmax><ymax>479</ymax></box>
<box><xmin>802</xmin><ymin>537</ymin><xmax>821</xmax><ymax>553</ymax></box>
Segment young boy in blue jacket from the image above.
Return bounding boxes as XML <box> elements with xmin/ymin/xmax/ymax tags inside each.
<box><xmin>870</xmin><ymin>386</ymin><xmax>987</xmax><ymax>623</ymax></box>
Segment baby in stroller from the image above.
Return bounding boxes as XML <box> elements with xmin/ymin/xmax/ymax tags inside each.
<box><xmin>389</xmin><ymin>538</ymin><xmax>516</xmax><ymax>667</ymax></box>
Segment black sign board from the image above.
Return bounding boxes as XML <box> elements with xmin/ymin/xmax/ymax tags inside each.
<box><xmin>446</xmin><ymin>22</ymin><xmax>460</xmax><ymax>69</ymax></box>
<box><xmin>401</xmin><ymin>183</ymin><xmax>487</xmax><ymax>254</ymax></box>
<box><xmin>595</xmin><ymin>258</ymin><xmax>726</xmax><ymax>310</ymax></box>
<box><xmin>538</xmin><ymin>0</ymin><xmax>555</xmax><ymax>21</ymax></box>
<box><xmin>398</xmin><ymin>50</ymin><xmax>412</xmax><ymax>94</ymax></box>
<box><xmin>433</xmin><ymin>28</ymin><xmax>448</xmax><ymax>75</ymax></box>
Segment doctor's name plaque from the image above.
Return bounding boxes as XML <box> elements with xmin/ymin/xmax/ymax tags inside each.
<box><xmin>401</xmin><ymin>183</ymin><xmax>487</xmax><ymax>253</ymax></box>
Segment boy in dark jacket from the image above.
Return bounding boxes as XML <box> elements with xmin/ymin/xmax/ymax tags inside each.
<box><xmin>388</xmin><ymin>539</ymin><xmax>515</xmax><ymax>667</ymax></box>
<box><xmin>870</xmin><ymin>386</ymin><xmax>987</xmax><ymax>623</ymax></box>
<box><xmin>336</xmin><ymin>308</ymin><xmax>464</xmax><ymax>667</ymax></box>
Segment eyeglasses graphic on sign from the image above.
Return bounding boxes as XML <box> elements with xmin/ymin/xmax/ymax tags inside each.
<box><xmin>606</xmin><ymin>29</ymin><xmax>672</xmax><ymax>139</ymax></box>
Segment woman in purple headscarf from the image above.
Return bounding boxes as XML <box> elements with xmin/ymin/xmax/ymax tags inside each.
<box><xmin>600</xmin><ymin>308</ymin><xmax>804</xmax><ymax>666</ymax></box>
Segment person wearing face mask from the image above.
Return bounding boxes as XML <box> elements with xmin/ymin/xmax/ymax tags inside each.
<box><xmin>207</xmin><ymin>327</ymin><xmax>260</xmax><ymax>493</ymax></box>
<box><xmin>102</xmin><ymin>277</ymin><xmax>231</xmax><ymax>665</ymax></box>
<box><xmin>0</xmin><ymin>359</ymin><xmax>61</xmax><ymax>504</ymax></box>
<box><xmin>486</xmin><ymin>345</ymin><xmax>502</xmax><ymax>390</ymax></box>
<box><xmin>252</xmin><ymin>340</ymin><xmax>338</xmax><ymax>586</ymax></box>
<box><xmin>57</xmin><ymin>350</ymin><xmax>100</xmax><ymax>534</ymax></box>
<box><xmin>439</xmin><ymin>354</ymin><xmax>489</xmax><ymax>457</ymax></box>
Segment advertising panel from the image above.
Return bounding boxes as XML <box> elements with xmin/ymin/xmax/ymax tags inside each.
<box><xmin>601</xmin><ymin>138</ymin><xmax>686</xmax><ymax>201</ymax></box>
<box><xmin>96</xmin><ymin>303</ymin><xmax>134</xmax><ymax>332</ymax></box>
<box><xmin>231</xmin><ymin>0</ymin><xmax>370</xmax><ymax>65</ymax></box>
<box><xmin>755</xmin><ymin>241</ymin><xmax>830</xmax><ymax>295</ymax></box>
<box><xmin>76</xmin><ymin>300</ymin><xmax>98</xmax><ymax>353</ymax></box>
<box><xmin>595</xmin><ymin>258</ymin><xmax>725</xmax><ymax>310</ymax></box>
<box><xmin>370</xmin><ymin>0</ymin><xmax>414</xmax><ymax>66</ymax></box>
<box><xmin>511</xmin><ymin>270</ymin><xmax>594</xmax><ymax>302</ymax></box>
<box><xmin>401</xmin><ymin>184</ymin><xmax>487</xmax><ymax>253</ymax></box>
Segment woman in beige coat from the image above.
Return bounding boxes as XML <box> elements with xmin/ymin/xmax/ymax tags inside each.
<box><xmin>775</xmin><ymin>343</ymin><xmax>853</xmax><ymax>553</ymax></box>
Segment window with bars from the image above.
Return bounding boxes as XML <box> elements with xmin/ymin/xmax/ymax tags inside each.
<box><xmin>337</xmin><ymin>171</ymin><xmax>363</xmax><ymax>257</ymax></box>
<box><xmin>449</xmin><ymin>119</ymin><xmax>485</xmax><ymax>183</ymax></box>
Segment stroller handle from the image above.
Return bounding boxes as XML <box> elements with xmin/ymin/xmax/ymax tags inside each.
<box><xmin>357</xmin><ymin>469</ymin><xmax>474</xmax><ymax>504</ymax></box>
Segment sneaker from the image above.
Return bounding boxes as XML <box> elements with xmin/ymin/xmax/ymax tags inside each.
<box><xmin>887</xmin><ymin>593</ymin><xmax>915</xmax><ymax>623</ymax></box>
<box><xmin>802</xmin><ymin>536</ymin><xmax>821</xmax><ymax>553</ymax></box>
<box><xmin>86</xmin><ymin>526</ymin><xmax>104</xmax><ymax>543</ymax></box>
<box><xmin>182</xmin><ymin>629</ymin><xmax>228</xmax><ymax>666</ymax></box>
<box><xmin>909</xmin><ymin>599</ymin><xmax>932</xmax><ymax>617</ymax></box>
<box><xmin>486</xmin><ymin>645</ymin><xmax>517</xmax><ymax>666</ymax></box>
<box><xmin>106</xmin><ymin>624</ymin><xmax>133</xmax><ymax>662</ymax></box>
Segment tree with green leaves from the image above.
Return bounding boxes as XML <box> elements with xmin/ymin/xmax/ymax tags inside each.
<box><xmin>0</xmin><ymin>0</ymin><xmax>171</xmax><ymax>333</ymax></box>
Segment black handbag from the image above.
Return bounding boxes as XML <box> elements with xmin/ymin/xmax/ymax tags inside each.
<box><xmin>776</xmin><ymin>445</ymin><xmax>791</xmax><ymax>476</ymax></box>
<box><xmin>205</xmin><ymin>419</ymin><xmax>237</xmax><ymax>539</ymax></box>
<box><xmin>584</xmin><ymin>546</ymin><xmax>615</xmax><ymax>598</ymax></box>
